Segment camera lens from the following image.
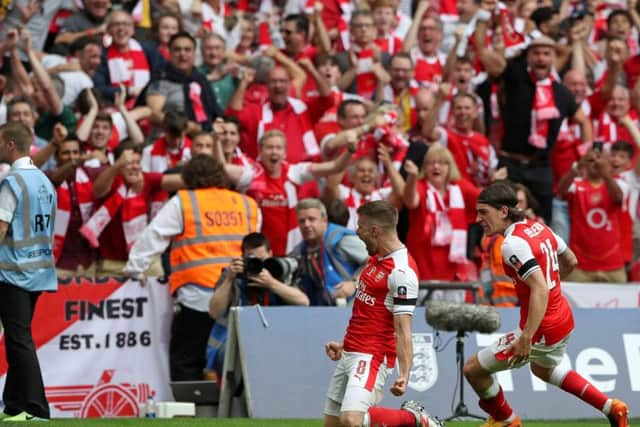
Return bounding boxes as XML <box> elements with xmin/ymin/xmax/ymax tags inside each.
<box><xmin>244</xmin><ymin>257</ymin><xmax>264</xmax><ymax>276</ymax></box>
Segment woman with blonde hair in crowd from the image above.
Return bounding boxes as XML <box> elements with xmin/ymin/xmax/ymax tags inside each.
<box><xmin>403</xmin><ymin>143</ymin><xmax>474</xmax><ymax>301</ymax></box>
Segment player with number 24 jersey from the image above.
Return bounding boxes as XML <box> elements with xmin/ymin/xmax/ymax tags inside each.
<box><xmin>501</xmin><ymin>219</ymin><xmax>574</xmax><ymax>345</ymax></box>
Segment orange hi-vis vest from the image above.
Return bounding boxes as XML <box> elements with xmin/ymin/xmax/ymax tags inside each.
<box><xmin>478</xmin><ymin>235</ymin><xmax>519</xmax><ymax>307</ymax></box>
<box><xmin>169</xmin><ymin>188</ymin><xmax>260</xmax><ymax>293</ymax></box>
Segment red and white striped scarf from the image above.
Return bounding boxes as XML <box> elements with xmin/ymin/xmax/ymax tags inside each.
<box><xmin>596</xmin><ymin>111</ymin><xmax>638</xmax><ymax>145</ymax></box>
<box><xmin>53</xmin><ymin>168</ymin><xmax>94</xmax><ymax>262</ymax></box>
<box><xmin>374</xmin><ymin>35</ymin><xmax>403</xmax><ymax>55</ymax></box>
<box><xmin>146</xmin><ymin>136</ymin><xmax>192</xmax><ymax>173</ymax></box>
<box><xmin>426</xmin><ymin>183</ymin><xmax>467</xmax><ymax>263</ymax></box>
<box><xmin>106</xmin><ymin>38</ymin><xmax>150</xmax><ymax>98</ymax></box>
<box><xmin>79</xmin><ymin>182</ymin><xmax>149</xmax><ymax>252</ymax></box>
<box><xmin>257</xmin><ymin>98</ymin><xmax>320</xmax><ymax>159</ymax></box>
<box><xmin>343</xmin><ymin>186</ymin><xmax>389</xmax><ymax>230</ymax></box>
<box><xmin>495</xmin><ymin>2</ymin><xmax>527</xmax><ymax>57</ymax></box>
<box><xmin>529</xmin><ymin>70</ymin><xmax>559</xmax><ymax>149</ymax></box>
<box><xmin>353</xmin><ymin>45</ymin><xmax>378</xmax><ymax>100</ymax></box>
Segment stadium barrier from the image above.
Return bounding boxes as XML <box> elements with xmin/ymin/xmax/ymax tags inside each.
<box><xmin>220</xmin><ymin>306</ymin><xmax>640</xmax><ymax>420</ymax></box>
<box><xmin>0</xmin><ymin>277</ymin><xmax>637</xmax><ymax>418</ymax></box>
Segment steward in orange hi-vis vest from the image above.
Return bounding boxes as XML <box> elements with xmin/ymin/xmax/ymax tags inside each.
<box><xmin>478</xmin><ymin>234</ymin><xmax>519</xmax><ymax>307</ymax></box>
<box><xmin>169</xmin><ymin>187</ymin><xmax>259</xmax><ymax>293</ymax></box>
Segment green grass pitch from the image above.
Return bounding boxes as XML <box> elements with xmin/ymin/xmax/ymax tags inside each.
<box><xmin>32</xmin><ymin>419</ymin><xmax>636</xmax><ymax>426</ymax></box>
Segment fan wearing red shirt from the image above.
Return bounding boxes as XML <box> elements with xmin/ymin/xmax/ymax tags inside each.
<box><xmin>595</xmin><ymin>85</ymin><xmax>640</xmax><ymax>163</ymax></box>
<box><xmin>226</xmin><ymin>65</ymin><xmax>331</xmax><ymax>162</ymax></box>
<box><xmin>403</xmin><ymin>7</ymin><xmax>447</xmax><ymax>87</ymax></box>
<box><xmin>82</xmin><ymin>142</ymin><xmax>184</xmax><ymax>276</ymax></box>
<box><xmin>246</xmin><ymin>131</ymin><xmax>355</xmax><ymax>256</ymax></box>
<box><xmin>323</xmin><ymin>200</ymin><xmax>439</xmax><ymax>427</ymax></box>
<box><xmin>558</xmin><ymin>149</ymin><xmax>628</xmax><ymax>283</ymax></box>
<box><xmin>438</xmin><ymin>91</ymin><xmax>496</xmax><ymax>189</ymax></box>
<box><xmin>467</xmin><ymin>181</ymin><xmax>629</xmax><ymax>427</ymax></box>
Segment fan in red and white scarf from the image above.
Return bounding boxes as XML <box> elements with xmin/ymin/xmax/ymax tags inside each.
<box><xmin>141</xmin><ymin>135</ymin><xmax>192</xmax><ymax>173</ymax></box>
<box><xmin>53</xmin><ymin>167</ymin><xmax>94</xmax><ymax>262</ymax></box>
<box><xmin>324</xmin><ymin>157</ymin><xmax>393</xmax><ymax>231</ymax></box>
<box><xmin>106</xmin><ymin>37</ymin><xmax>150</xmax><ymax>107</ymax></box>
<box><xmin>351</xmin><ymin>109</ymin><xmax>409</xmax><ymax>186</ymax></box>
<box><xmin>79</xmin><ymin>147</ymin><xmax>176</xmax><ymax>259</ymax></box>
<box><xmin>425</xmin><ymin>182</ymin><xmax>468</xmax><ymax>264</ymax></box>
<box><xmin>528</xmin><ymin>67</ymin><xmax>560</xmax><ymax>149</ymax></box>
<box><xmin>80</xmin><ymin>181</ymin><xmax>150</xmax><ymax>252</ymax></box>
<box><xmin>595</xmin><ymin>85</ymin><xmax>639</xmax><ymax>152</ymax></box>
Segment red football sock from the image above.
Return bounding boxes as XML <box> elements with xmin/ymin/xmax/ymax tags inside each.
<box><xmin>559</xmin><ymin>370</ymin><xmax>608</xmax><ymax>410</ymax></box>
<box><xmin>367</xmin><ymin>407</ymin><xmax>417</xmax><ymax>426</ymax></box>
<box><xmin>478</xmin><ymin>387</ymin><xmax>513</xmax><ymax>421</ymax></box>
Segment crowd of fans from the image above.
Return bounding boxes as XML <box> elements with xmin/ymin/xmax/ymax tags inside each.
<box><xmin>2</xmin><ymin>0</ymin><xmax>639</xmax><ymax>307</ymax></box>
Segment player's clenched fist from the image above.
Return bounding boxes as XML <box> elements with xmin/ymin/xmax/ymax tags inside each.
<box><xmin>390</xmin><ymin>376</ymin><xmax>407</xmax><ymax>396</ymax></box>
<box><xmin>324</xmin><ymin>341</ymin><xmax>343</xmax><ymax>361</ymax></box>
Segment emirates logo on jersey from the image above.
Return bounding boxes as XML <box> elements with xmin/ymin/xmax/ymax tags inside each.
<box><xmin>355</xmin><ymin>282</ymin><xmax>376</xmax><ymax>306</ymax></box>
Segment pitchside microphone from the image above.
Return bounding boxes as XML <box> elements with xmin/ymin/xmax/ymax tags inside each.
<box><xmin>425</xmin><ymin>300</ymin><xmax>501</xmax><ymax>333</ymax></box>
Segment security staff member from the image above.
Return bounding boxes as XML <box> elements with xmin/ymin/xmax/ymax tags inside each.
<box><xmin>0</xmin><ymin>122</ymin><xmax>57</xmax><ymax>421</ymax></box>
<box><xmin>125</xmin><ymin>154</ymin><xmax>260</xmax><ymax>380</ymax></box>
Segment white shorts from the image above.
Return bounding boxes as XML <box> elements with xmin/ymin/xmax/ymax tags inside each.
<box><xmin>478</xmin><ymin>329</ymin><xmax>570</xmax><ymax>372</ymax></box>
<box><xmin>323</xmin><ymin>351</ymin><xmax>392</xmax><ymax>416</ymax></box>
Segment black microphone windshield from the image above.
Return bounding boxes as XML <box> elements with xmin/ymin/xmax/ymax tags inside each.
<box><xmin>425</xmin><ymin>300</ymin><xmax>501</xmax><ymax>333</ymax></box>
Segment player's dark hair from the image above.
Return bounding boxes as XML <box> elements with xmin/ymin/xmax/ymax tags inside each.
<box><xmin>478</xmin><ymin>181</ymin><xmax>525</xmax><ymax>222</ymax></box>
<box><xmin>242</xmin><ymin>232</ymin><xmax>272</xmax><ymax>253</ymax></box>
<box><xmin>357</xmin><ymin>200</ymin><xmax>398</xmax><ymax>231</ymax></box>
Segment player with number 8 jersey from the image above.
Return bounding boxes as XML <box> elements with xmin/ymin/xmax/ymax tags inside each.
<box><xmin>323</xmin><ymin>201</ymin><xmax>440</xmax><ymax>427</ymax></box>
<box><xmin>465</xmin><ymin>182</ymin><xmax>629</xmax><ymax>427</ymax></box>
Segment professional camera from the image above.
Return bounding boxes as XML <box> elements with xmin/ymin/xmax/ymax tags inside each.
<box><xmin>242</xmin><ymin>256</ymin><xmax>299</xmax><ymax>283</ymax></box>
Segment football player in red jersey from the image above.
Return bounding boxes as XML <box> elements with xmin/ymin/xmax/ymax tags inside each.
<box><xmin>464</xmin><ymin>181</ymin><xmax>629</xmax><ymax>427</ymax></box>
<box><xmin>322</xmin><ymin>201</ymin><xmax>440</xmax><ymax>427</ymax></box>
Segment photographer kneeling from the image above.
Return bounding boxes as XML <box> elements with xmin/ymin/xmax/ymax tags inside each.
<box><xmin>207</xmin><ymin>233</ymin><xmax>309</xmax><ymax>376</ymax></box>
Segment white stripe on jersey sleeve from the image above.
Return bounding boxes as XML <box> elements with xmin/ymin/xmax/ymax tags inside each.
<box><xmin>385</xmin><ymin>266</ymin><xmax>419</xmax><ymax>316</ymax></box>
<box><xmin>502</xmin><ymin>234</ymin><xmax>541</xmax><ymax>280</ymax></box>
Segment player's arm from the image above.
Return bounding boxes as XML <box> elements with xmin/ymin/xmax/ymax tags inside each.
<box><xmin>389</xmin><ymin>268</ymin><xmax>419</xmax><ymax>396</ymax></box>
<box><xmin>555</xmin><ymin>232</ymin><xmax>577</xmax><ymax>279</ymax></box>
<box><xmin>393</xmin><ymin>313</ymin><xmax>413</xmax><ymax>392</ymax></box>
<box><xmin>520</xmin><ymin>270</ymin><xmax>550</xmax><ymax>345</ymax></box>
<box><xmin>558</xmin><ymin>248</ymin><xmax>577</xmax><ymax>279</ymax></box>
<box><xmin>502</xmin><ymin>236</ymin><xmax>549</xmax><ymax>363</ymax></box>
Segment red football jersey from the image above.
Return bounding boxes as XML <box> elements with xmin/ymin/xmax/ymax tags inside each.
<box><xmin>501</xmin><ymin>220</ymin><xmax>574</xmax><ymax>345</ymax></box>
<box><xmin>343</xmin><ymin>248</ymin><xmax>419</xmax><ymax>365</ymax></box>
<box><xmin>566</xmin><ymin>178</ymin><xmax>626</xmax><ymax>272</ymax></box>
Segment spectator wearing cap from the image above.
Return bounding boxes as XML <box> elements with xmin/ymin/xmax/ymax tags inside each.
<box><xmin>475</xmin><ymin>28</ymin><xmax>592</xmax><ymax>223</ymax></box>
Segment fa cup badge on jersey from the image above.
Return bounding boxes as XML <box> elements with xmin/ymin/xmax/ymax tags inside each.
<box><xmin>408</xmin><ymin>333</ymin><xmax>438</xmax><ymax>392</ymax></box>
